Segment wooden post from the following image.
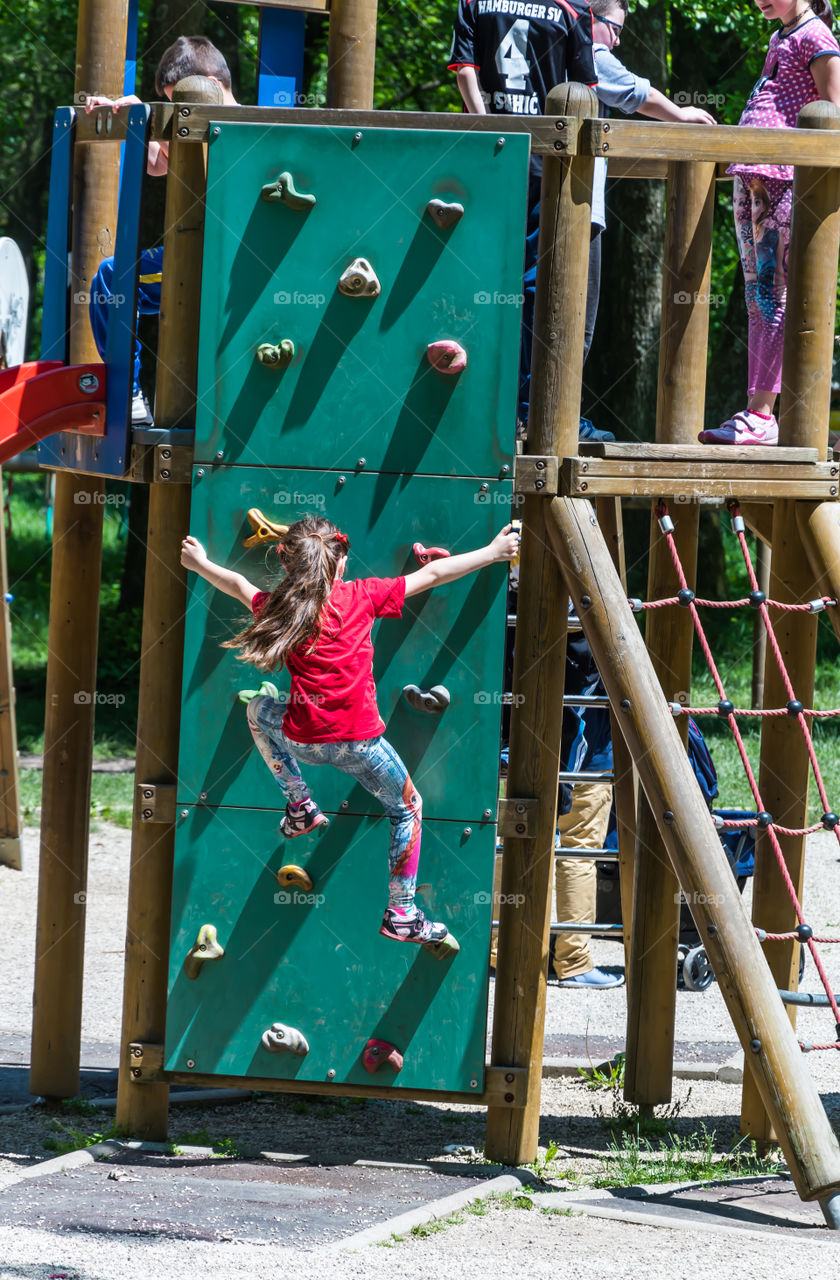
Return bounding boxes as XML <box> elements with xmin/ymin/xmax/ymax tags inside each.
<box><xmin>741</xmin><ymin>101</ymin><xmax>840</xmax><ymax>1144</ymax></box>
<box><xmin>30</xmin><ymin>0</ymin><xmax>128</xmax><ymax>1099</ymax></box>
<box><xmin>114</xmin><ymin>78</ymin><xmax>221</xmax><ymax>1139</ymax></box>
<box><xmin>485</xmin><ymin>82</ymin><xmax>596</xmax><ymax>1166</ymax></box>
<box><xmin>797</xmin><ymin>501</ymin><xmax>840</xmax><ymax>649</ymax></box>
<box><xmin>326</xmin><ymin>0</ymin><xmax>378</xmax><ymax>109</ymax></box>
<box><xmin>547</xmin><ymin>496</ymin><xmax>840</xmax><ymax>1221</ymax></box>
<box><xmin>625</xmin><ymin>160</ymin><xmax>714</xmax><ymax>1106</ymax></box>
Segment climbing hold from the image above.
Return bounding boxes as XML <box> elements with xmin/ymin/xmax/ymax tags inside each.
<box><xmin>426</xmin><ymin>340</ymin><xmax>467</xmax><ymax>374</ymax></box>
<box><xmin>423</xmin><ymin>931</ymin><xmax>460</xmax><ymax>960</ymax></box>
<box><xmin>412</xmin><ymin>542</ymin><xmax>451</xmax><ymax>567</ymax></box>
<box><xmin>242</xmin><ymin>507</ymin><xmax>289</xmax><ymax>549</ymax></box>
<box><xmin>261</xmin><ymin>1022</ymin><xmax>310</xmax><ymax>1056</ymax></box>
<box><xmin>403</xmin><ymin>684</ymin><xmax>450</xmax><ymax>714</ymax></box>
<box><xmin>426</xmin><ymin>198</ymin><xmax>464</xmax><ymax>230</ymax></box>
<box><xmin>238</xmin><ymin>680</ymin><xmax>281</xmax><ymax>704</ymax></box>
<box><xmin>362</xmin><ymin>1038</ymin><xmax>404</xmax><ymax>1075</ymax></box>
<box><xmin>184</xmin><ymin>924</ymin><xmax>225</xmax><ymax>980</ymax></box>
<box><xmin>277</xmin><ymin>864</ymin><xmax>313</xmax><ymax>892</ymax></box>
<box><xmin>337</xmin><ymin>258</ymin><xmax>381</xmax><ymax>298</ymax></box>
<box><xmin>256</xmin><ymin>340</ymin><xmax>295</xmax><ymax>368</ymax></box>
<box><xmin>260</xmin><ymin>171</ymin><xmax>316</xmax><ymax>210</ymax></box>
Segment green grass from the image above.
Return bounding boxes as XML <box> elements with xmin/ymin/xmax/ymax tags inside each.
<box><xmin>592</xmin><ymin>1126</ymin><xmax>782</xmax><ymax>1189</ymax></box>
<box><xmin>19</xmin><ymin>769</ymin><xmax>135</xmax><ymax>828</ymax></box>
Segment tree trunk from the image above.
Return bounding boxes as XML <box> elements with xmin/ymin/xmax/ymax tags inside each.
<box><xmin>583</xmin><ymin>2</ymin><xmax>668</xmax><ymax>442</ymax></box>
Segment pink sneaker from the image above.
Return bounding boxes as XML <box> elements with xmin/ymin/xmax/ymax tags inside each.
<box><xmin>698</xmin><ymin>410</ymin><xmax>778</xmax><ymax>446</ymax></box>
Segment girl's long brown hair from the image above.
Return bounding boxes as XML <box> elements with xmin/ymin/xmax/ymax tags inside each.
<box><xmin>224</xmin><ymin>515</ymin><xmax>350</xmax><ymax>671</ymax></box>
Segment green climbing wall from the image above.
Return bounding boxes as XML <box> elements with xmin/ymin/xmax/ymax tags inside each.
<box><xmin>167</xmin><ymin>121</ymin><xmax>529</xmax><ymax>1095</ymax></box>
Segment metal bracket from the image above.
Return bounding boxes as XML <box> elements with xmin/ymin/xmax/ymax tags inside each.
<box><xmin>483</xmin><ymin>1065</ymin><xmax>528</xmax><ymax>1108</ymax></box>
<box><xmin>128</xmin><ymin>1041</ymin><xmax>164</xmax><ymax>1083</ymax></box>
<box><xmin>514</xmin><ymin>455</ymin><xmax>559</xmax><ymax>497</ymax></box>
<box><xmin>137</xmin><ymin>783</ymin><xmax>177</xmax><ymax>824</ymax></box>
<box><xmin>128</xmin><ymin>442</ymin><xmax>193</xmax><ymax>484</ymax></box>
<box><xmin>497</xmin><ymin>798</ymin><xmax>539</xmax><ymax>838</ymax></box>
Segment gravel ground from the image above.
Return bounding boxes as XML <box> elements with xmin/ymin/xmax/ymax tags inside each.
<box><xmin>2</xmin><ymin>820</ymin><xmax>840</xmax><ymax>1277</ymax></box>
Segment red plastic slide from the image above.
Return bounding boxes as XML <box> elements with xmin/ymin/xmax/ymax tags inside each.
<box><xmin>0</xmin><ymin>362</ymin><xmax>107</xmax><ymax>463</ymax></box>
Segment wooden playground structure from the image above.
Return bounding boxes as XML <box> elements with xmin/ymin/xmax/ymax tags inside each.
<box><xmin>17</xmin><ymin>0</ymin><xmax>840</xmax><ymax>1231</ymax></box>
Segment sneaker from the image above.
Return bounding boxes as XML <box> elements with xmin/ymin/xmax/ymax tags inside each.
<box><xmin>280</xmin><ymin>798</ymin><xmax>328</xmax><ymax>839</ymax></box>
<box><xmin>556</xmin><ymin>966</ymin><xmax>625</xmax><ymax>989</ymax></box>
<box><xmin>579</xmin><ymin>416</ymin><xmax>615</xmax><ymax>443</ymax></box>
<box><xmin>131</xmin><ymin>389</ymin><xmax>154</xmax><ymax>426</ymax></box>
<box><xmin>698</xmin><ymin>410</ymin><xmax>778</xmax><ymax>446</ymax></box>
<box><xmin>379</xmin><ymin>906</ymin><xmax>449</xmax><ymax>946</ymax></box>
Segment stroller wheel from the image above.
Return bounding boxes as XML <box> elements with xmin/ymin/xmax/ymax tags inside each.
<box><xmin>683</xmin><ymin>945</ymin><xmax>715</xmax><ymax>992</ymax></box>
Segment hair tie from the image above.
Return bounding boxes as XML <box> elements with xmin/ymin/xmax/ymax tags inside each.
<box><xmin>334</xmin><ymin>532</ymin><xmax>349</xmax><ymax>549</ymax></box>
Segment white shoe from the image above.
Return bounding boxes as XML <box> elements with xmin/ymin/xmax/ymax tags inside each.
<box><xmin>698</xmin><ymin>409</ymin><xmax>778</xmax><ymax>446</ymax></box>
<box><xmin>131</xmin><ymin>389</ymin><xmax>153</xmax><ymax>425</ymax></box>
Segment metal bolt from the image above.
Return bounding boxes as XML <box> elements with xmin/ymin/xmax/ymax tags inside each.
<box><xmin>536</xmin><ymin>459</ymin><xmax>546</xmax><ymax>469</ymax></box>
<box><xmin>357</xmin><ymin>457</ymin><xmax>366</xmax><ymax>468</ymax></box>
<box><xmin>327</xmin><ymin>1068</ymin><xmax>336</xmax><ymax>1079</ymax></box>
<box><xmin>580</xmin><ymin>482</ymin><xmax>588</xmax><ymax>491</ymax></box>
<box><xmin>750</xmin><ymin>1039</ymin><xmax>761</xmax><ymax>1053</ymax></box>
<box><xmin>500</xmin><ymin>465</ymin><xmax>509</xmax><ymax>475</ymax></box>
<box><xmin>505</xmin><ymin>1072</ymin><xmax>515</xmax><ymax>1082</ymax></box>
<box><xmin>337</xmin><ymin>475</ymin><xmax>346</xmax><ymax>486</ymax></box>
<box><xmin>470</xmin><ymin>1078</ymin><xmax>479</xmax><ymax>1088</ymax></box>
<box><xmin>340</xmin><ymin>800</ymin><xmax>349</xmax><ymax>809</ymax></box>
<box><xmin>553</xmin><ymin>141</ymin><xmax>566</xmax><ymax>151</ymax></box>
<box><xmin>143</xmin><ymin>789</ymin><xmax>153</xmax><ymax>799</ymax></box>
<box><xmin>186</xmin><ymin>1058</ymin><xmax>196</xmax><ymax>1069</ymax></box>
<box><xmin>832</xmin><ymin>487</ymin><xmax>837</xmax><ymax>496</ymax></box>
<box><xmin>142</xmin><ymin>808</ymin><xmax>153</xmax><ymax>819</ymax></box>
<box><xmin>179</xmin><ymin>107</ymin><xmax>191</xmax><ymax>117</ymax></box>
<box><xmin>199</xmin><ymin>791</ymin><xmax>208</xmax><ymax>801</ymax></box>
<box><xmin>497</xmin><ymin>138</ymin><xmax>505</xmax><ymax>147</ymax></box>
<box><xmin>505</xmin><ymin>1092</ymin><xmax>514</xmax><ymax>1103</ymax></box>
<box><xmin>463</xmin><ymin>827</ymin><xmax>472</xmax><ymax>837</ymax></box>
<box><xmin>580</xmin><ymin>595</ymin><xmax>591</xmax><ymax>608</ymax></box>
<box><xmin>196</xmin><ymin>468</ymin><xmax>205</xmax><ymax>477</ymax></box>
<box><xmin>132</xmin><ymin>1046</ymin><xmax>143</xmax><ymax>1058</ymax></box>
<box><xmin>663</xmin><ymin>810</ymin><xmax>675</xmax><ymax>823</ymax></box>
<box><xmin>482</xmin><ymin>808</ymin><xmax>493</xmax><ymax>820</ymax></box>
<box><xmin>603</xmin><ymin>122</ymin><xmax>611</xmax><ymax>132</ymax></box>
<box><xmin>602</xmin><ymin>143</ymin><xmax>610</xmax><ymax>153</ymax></box>
<box><xmin>480</xmin><ymin>482</ymin><xmax>489</xmax><ymax>492</ymax></box>
<box><xmin>515</xmin><ymin>823</ymin><xmax>526</xmax><ymax>834</ymax></box>
<box><xmin>708</xmin><ymin>925</ymin><xmax>717</xmax><ymax>936</ymax></box>
<box><xmin>581</xmin><ymin>462</ymin><xmax>588</xmax><ymax>472</ymax></box>
<box><xmin>215</xmin><ymin>450</ymin><xmax>224</xmax><ymax>460</ymax></box>
<box><xmin>131</xmin><ymin>1067</ymin><xmax>141</xmax><ymax>1078</ymax></box>
<box><xmin>177</xmin><ymin>126</ymin><xmax>189</xmax><ymax>137</ymax></box>
<box><xmin>535</xmin><ymin>479</ymin><xmax>545</xmax><ymax>490</ymax></box>
<box><xmin>212</xmin><ymin>127</ymin><xmax>221</xmax><ymax>137</ymax></box>
<box><xmin>515</xmin><ymin>803</ymin><xmax>526</xmax><ymax>813</ymax></box>
<box><xmin>353</xmin><ymin>131</ymin><xmax>362</xmax><ymax>142</ymax></box>
<box><xmin>180</xmin><ymin>808</ymin><xmax>189</xmax><ymax>818</ymax></box>
<box><xmin>555</xmin><ymin>120</ymin><xmax>565</xmax><ymax>131</ymax></box>
<box><xmin>161</xmin><ymin>448</ymin><xmax>171</xmax><ymax>459</ymax></box>
<box><xmin>160</xmin><ymin>469</ymin><xmax>170</xmax><ymax>479</ymax></box>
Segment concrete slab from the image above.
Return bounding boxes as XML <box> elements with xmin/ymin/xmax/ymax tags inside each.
<box><xmin>0</xmin><ymin>1149</ymin><xmax>489</xmax><ymax>1246</ymax></box>
<box><xmin>533</xmin><ymin>1176</ymin><xmax>829</xmax><ymax>1239</ymax></box>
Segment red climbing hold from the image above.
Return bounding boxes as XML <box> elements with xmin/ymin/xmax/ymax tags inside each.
<box><xmin>412</xmin><ymin>542</ymin><xmax>451</xmax><ymax>567</ymax></box>
<box><xmin>426</xmin><ymin>340</ymin><xmax>467</xmax><ymax>374</ymax></box>
<box><xmin>362</xmin><ymin>1037</ymin><xmax>404</xmax><ymax>1075</ymax></box>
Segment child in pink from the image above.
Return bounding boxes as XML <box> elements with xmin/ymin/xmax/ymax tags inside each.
<box><xmin>700</xmin><ymin>0</ymin><xmax>840</xmax><ymax>447</ymax></box>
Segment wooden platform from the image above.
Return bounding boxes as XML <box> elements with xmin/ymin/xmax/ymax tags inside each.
<box><xmin>564</xmin><ymin>442</ymin><xmax>839</xmax><ymax>501</ymax></box>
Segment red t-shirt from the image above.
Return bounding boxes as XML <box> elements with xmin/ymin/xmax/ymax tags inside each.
<box><xmin>251</xmin><ymin>576</ymin><xmax>406</xmax><ymax>742</ymax></box>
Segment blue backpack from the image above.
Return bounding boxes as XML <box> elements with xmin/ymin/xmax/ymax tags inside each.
<box><xmin>687</xmin><ymin>716</ymin><xmax>719</xmax><ymax>809</ymax></box>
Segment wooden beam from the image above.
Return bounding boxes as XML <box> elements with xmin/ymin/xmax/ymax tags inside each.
<box><xmin>485</xmin><ymin>81</ymin><xmax>597</xmax><ymax>1168</ymax></box>
<box><xmin>581</xmin><ymin>117</ymin><xmax>840</xmax><ymax>167</ymax></box>
<box><xmin>29</xmin><ymin>0</ymin><xmax>128</xmax><ymax>1101</ymax></box>
<box><xmin>625</xmin><ymin>159</ymin><xmax>714</xmax><ymax>1107</ymax></box>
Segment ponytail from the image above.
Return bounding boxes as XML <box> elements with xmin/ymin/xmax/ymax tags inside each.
<box><xmin>810</xmin><ymin>0</ymin><xmax>834</xmax><ymax>28</ymax></box>
<box><xmin>224</xmin><ymin>515</ymin><xmax>350</xmax><ymax>671</ymax></box>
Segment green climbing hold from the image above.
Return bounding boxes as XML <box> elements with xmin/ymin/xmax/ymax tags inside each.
<box><xmin>238</xmin><ymin>680</ymin><xmax>281</xmax><ymax>704</ymax></box>
<box><xmin>260</xmin><ymin>171</ymin><xmax>316</xmax><ymax>210</ymax></box>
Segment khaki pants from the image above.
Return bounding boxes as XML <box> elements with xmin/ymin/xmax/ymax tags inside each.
<box><xmin>553</xmin><ymin>782</ymin><xmax>612</xmax><ymax>980</ymax></box>
<box><xmin>490</xmin><ymin>781</ymin><xmax>612</xmax><ymax>975</ymax></box>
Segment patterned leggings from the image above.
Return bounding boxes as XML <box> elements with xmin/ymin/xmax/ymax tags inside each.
<box><xmin>246</xmin><ymin>694</ymin><xmax>422</xmax><ymax>910</ymax></box>
<box><xmin>733</xmin><ymin>175</ymin><xmax>792</xmax><ymax>398</ymax></box>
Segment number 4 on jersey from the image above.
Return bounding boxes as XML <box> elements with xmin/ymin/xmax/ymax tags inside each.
<box><xmin>495</xmin><ymin>20</ymin><xmax>531</xmax><ymax>91</ymax></box>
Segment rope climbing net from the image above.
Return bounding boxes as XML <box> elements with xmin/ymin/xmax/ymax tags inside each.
<box><xmin>634</xmin><ymin>501</ymin><xmax>840</xmax><ymax>1052</ymax></box>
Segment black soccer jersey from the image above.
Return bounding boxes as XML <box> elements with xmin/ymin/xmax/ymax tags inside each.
<box><xmin>448</xmin><ymin>0</ymin><xmax>596</xmax><ymax>117</ymax></box>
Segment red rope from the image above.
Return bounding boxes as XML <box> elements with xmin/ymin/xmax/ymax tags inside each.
<box><xmin>681</xmin><ymin>706</ymin><xmax>840</xmax><ymax>720</ymax></box>
<box><xmin>654</xmin><ymin>500</ymin><xmax>840</xmax><ymax>1043</ymax></box>
<box><xmin>640</xmin><ymin>596</ymin><xmax>835</xmax><ymax>612</ymax></box>
<box><xmin>761</xmin><ymin>931</ymin><xmax>840</xmax><ymax>944</ymax></box>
